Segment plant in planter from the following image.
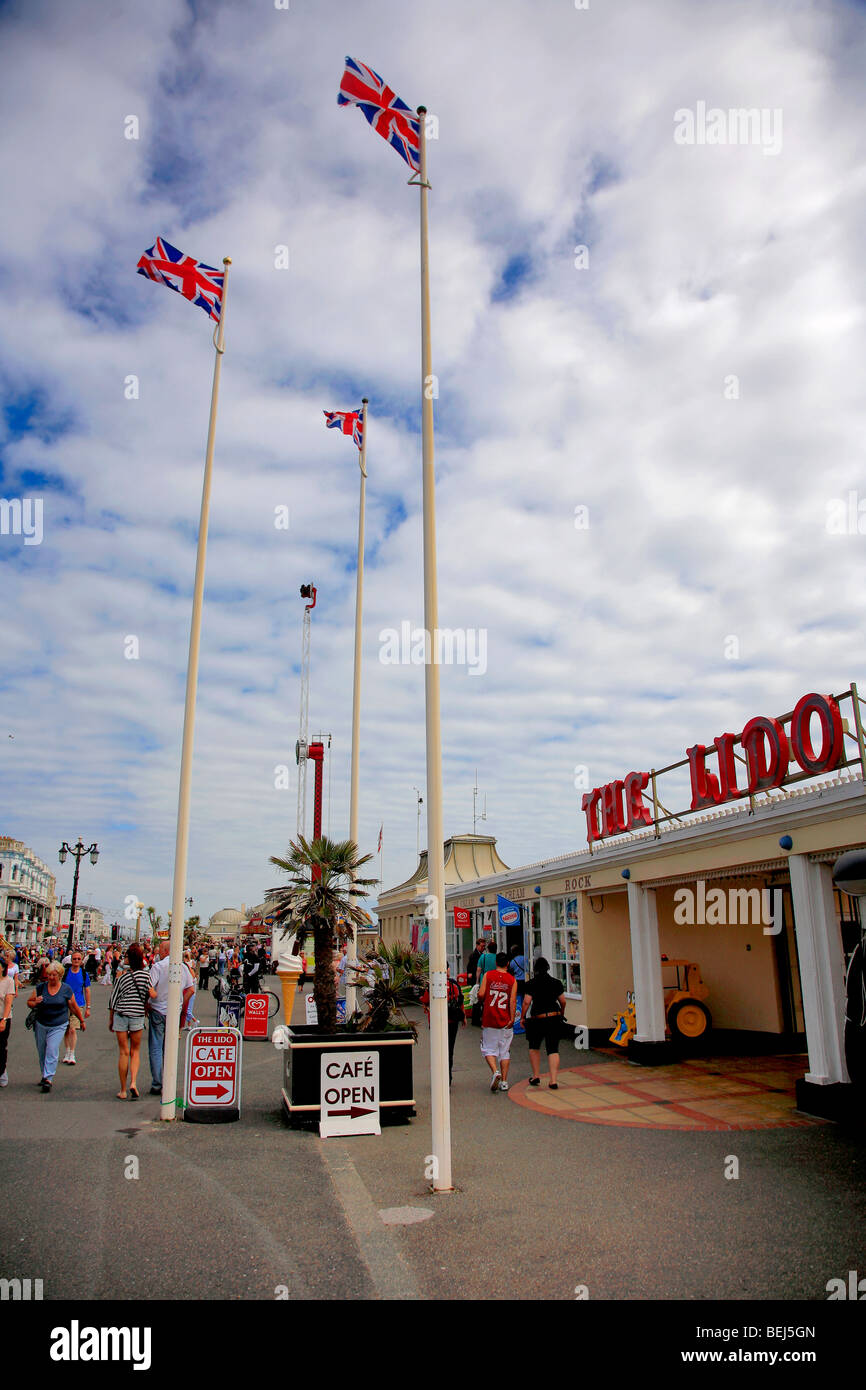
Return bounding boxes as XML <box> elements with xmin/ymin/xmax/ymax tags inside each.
<box><xmin>268</xmin><ymin>836</ymin><xmax>377</xmax><ymax>1033</ymax></box>
<box><xmin>348</xmin><ymin>940</ymin><xmax>429</xmax><ymax>1034</ymax></box>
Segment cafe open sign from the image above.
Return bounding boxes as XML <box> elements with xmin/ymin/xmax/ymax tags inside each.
<box><xmin>319</xmin><ymin>1050</ymin><xmax>381</xmax><ymax>1139</ymax></box>
<box><xmin>184</xmin><ymin>1028</ymin><xmax>241</xmax><ymax>1121</ymax></box>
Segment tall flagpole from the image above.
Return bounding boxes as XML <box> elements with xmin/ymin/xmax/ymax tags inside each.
<box><xmin>161</xmin><ymin>257</ymin><xmax>232</xmax><ymax>1122</ymax></box>
<box><xmin>346</xmin><ymin>397</ymin><xmax>368</xmax><ymax>1017</ymax></box>
<box><xmin>415</xmin><ymin>108</ymin><xmax>453</xmax><ymax>1191</ymax></box>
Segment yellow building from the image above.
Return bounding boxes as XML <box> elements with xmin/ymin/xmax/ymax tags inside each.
<box><xmin>376</xmin><ymin>685</ymin><xmax>866</xmax><ymax>1119</ymax></box>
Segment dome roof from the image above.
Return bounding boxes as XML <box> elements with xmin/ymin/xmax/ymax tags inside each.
<box><xmin>208</xmin><ymin>907</ymin><xmax>245</xmax><ymax>927</ymax></box>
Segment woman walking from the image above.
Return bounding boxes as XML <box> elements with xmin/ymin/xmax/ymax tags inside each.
<box><xmin>522</xmin><ymin>957</ymin><xmax>567</xmax><ymax>1089</ymax></box>
<box><xmin>27</xmin><ymin>961</ymin><xmax>86</xmax><ymax>1092</ymax></box>
<box><xmin>108</xmin><ymin>942</ymin><xmax>155</xmax><ymax>1100</ymax></box>
<box><xmin>0</xmin><ymin>953</ymin><xmax>14</xmax><ymax>1087</ymax></box>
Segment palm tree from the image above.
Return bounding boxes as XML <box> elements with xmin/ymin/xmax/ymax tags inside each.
<box><xmin>146</xmin><ymin>906</ymin><xmax>162</xmax><ymax>936</ymax></box>
<box><xmin>349</xmin><ymin>941</ymin><xmax>428</xmax><ymax>1034</ymax></box>
<box><xmin>268</xmin><ymin>836</ymin><xmax>377</xmax><ymax>1033</ymax></box>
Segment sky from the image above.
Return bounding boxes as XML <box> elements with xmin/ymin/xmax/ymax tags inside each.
<box><xmin>1</xmin><ymin>0</ymin><xmax>865</xmax><ymax>929</ymax></box>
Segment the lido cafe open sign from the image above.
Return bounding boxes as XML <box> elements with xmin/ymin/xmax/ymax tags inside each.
<box><xmin>582</xmin><ymin>686</ymin><xmax>865</xmax><ymax>848</ymax></box>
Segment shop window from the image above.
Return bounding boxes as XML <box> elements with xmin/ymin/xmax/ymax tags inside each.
<box><xmin>524</xmin><ymin>899</ymin><xmax>543</xmax><ymax>964</ymax></box>
<box><xmin>552</xmin><ymin>897</ymin><xmax>581</xmax><ymax>997</ymax></box>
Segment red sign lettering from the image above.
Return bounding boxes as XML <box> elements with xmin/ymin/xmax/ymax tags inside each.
<box><xmin>586</xmin><ymin>691</ymin><xmax>847</xmax><ymax>844</ymax></box>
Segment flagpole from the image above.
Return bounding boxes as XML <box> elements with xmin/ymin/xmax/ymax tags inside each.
<box><xmin>346</xmin><ymin>397</ymin><xmax>368</xmax><ymax>1018</ymax></box>
<box><xmin>415</xmin><ymin>108</ymin><xmax>453</xmax><ymax>1192</ymax></box>
<box><xmin>161</xmin><ymin>257</ymin><xmax>232</xmax><ymax>1123</ymax></box>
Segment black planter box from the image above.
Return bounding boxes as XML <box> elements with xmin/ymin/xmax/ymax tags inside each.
<box><xmin>281</xmin><ymin>1024</ymin><xmax>416</xmax><ymax>1130</ymax></box>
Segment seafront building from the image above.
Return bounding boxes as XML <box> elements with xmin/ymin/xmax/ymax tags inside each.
<box><xmin>377</xmin><ymin>683</ymin><xmax>865</xmax><ymax>1119</ymax></box>
<box><xmin>0</xmin><ymin>836</ymin><xmax>56</xmax><ymax>944</ymax></box>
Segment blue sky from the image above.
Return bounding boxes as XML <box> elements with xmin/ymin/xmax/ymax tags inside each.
<box><xmin>1</xmin><ymin>0</ymin><xmax>864</xmax><ymax>926</ymax></box>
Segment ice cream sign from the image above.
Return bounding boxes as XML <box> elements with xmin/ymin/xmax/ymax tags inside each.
<box><xmin>582</xmin><ymin>691</ymin><xmax>847</xmax><ymax>846</ymax></box>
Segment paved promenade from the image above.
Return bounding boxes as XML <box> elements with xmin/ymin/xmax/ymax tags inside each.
<box><xmin>1</xmin><ymin>978</ymin><xmax>863</xmax><ymax>1306</ymax></box>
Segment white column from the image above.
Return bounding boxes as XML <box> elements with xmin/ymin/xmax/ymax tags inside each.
<box><xmin>626</xmin><ymin>881</ymin><xmax>666</xmax><ymax>1042</ymax></box>
<box><xmin>788</xmin><ymin>855</ymin><xmax>848</xmax><ymax>1085</ymax></box>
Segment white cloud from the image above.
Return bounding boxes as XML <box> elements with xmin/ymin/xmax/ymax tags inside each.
<box><xmin>1</xmin><ymin>0</ymin><xmax>864</xmax><ymax>927</ymax></box>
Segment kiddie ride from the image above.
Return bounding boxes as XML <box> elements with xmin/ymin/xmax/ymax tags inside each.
<box><xmin>610</xmin><ymin>957</ymin><xmax>712</xmax><ymax>1049</ymax></box>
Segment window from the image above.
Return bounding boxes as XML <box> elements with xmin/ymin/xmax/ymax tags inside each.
<box><xmin>445</xmin><ymin>916</ymin><xmax>458</xmax><ymax>976</ymax></box>
<box><xmin>551</xmin><ymin>897</ymin><xmax>581</xmax><ymax>997</ymax></box>
<box><xmin>524</xmin><ymin>899</ymin><xmax>542</xmax><ymax>964</ymax></box>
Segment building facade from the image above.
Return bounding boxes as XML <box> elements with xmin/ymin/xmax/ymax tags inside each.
<box><xmin>0</xmin><ymin>837</ymin><xmax>56</xmax><ymax>944</ymax></box>
<box><xmin>376</xmin><ymin>684</ymin><xmax>866</xmax><ymax>1115</ymax></box>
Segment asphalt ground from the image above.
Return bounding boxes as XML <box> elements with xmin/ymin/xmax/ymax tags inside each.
<box><xmin>2</xmin><ymin>975</ymin><xmax>864</xmax><ymax>1340</ymax></box>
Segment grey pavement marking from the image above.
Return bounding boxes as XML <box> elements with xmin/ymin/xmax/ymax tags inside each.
<box><xmin>378</xmin><ymin>1206</ymin><xmax>434</xmax><ymax>1225</ymax></box>
<box><xmin>321</xmin><ymin>1142</ymin><xmax>424</xmax><ymax>1300</ymax></box>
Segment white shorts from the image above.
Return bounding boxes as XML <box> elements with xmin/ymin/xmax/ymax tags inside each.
<box><xmin>481</xmin><ymin>1027</ymin><xmax>513</xmax><ymax>1060</ymax></box>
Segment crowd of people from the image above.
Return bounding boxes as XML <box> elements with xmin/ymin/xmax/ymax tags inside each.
<box><xmin>0</xmin><ymin>936</ymin><xmax>272</xmax><ymax>1097</ymax></box>
<box><xmin>0</xmin><ymin>931</ymin><xmax>567</xmax><ymax>1098</ymax></box>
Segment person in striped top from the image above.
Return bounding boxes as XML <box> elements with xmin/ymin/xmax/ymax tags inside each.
<box><xmin>108</xmin><ymin>943</ymin><xmax>156</xmax><ymax>1100</ymax></box>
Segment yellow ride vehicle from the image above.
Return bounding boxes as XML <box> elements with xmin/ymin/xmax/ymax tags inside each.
<box><xmin>610</xmin><ymin>957</ymin><xmax>712</xmax><ymax>1047</ymax></box>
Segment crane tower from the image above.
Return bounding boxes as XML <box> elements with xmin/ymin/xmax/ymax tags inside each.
<box><xmin>296</xmin><ymin>583</ymin><xmax>316</xmax><ymax>838</ymax></box>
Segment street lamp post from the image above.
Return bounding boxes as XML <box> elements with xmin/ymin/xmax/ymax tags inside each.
<box><xmin>58</xmin><ymin>839</ymin><xmax>99</xmax><ymax>955</ymax></box>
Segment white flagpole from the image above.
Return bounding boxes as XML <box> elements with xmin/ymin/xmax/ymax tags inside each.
<box><xmin>415</xmin><ymin>108</ymin><xmax>453</xmax><ymax>1191</ymax></box>
<box><xmin>161</xmin><ymin>257</ymin><xmax>232</xmax><ymax>1122</ymax></box>
<box><xmin>346</xmin><ymin>397</ymin><xmax>368</xmax><ymax>1017</ymax></box>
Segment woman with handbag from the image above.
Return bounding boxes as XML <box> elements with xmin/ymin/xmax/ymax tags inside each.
<box><xmin>26</xmin><ymin>961</ymin><xmax>86</xmax><ymax>1092</ymax></box>
<box><xmin>522</xmin><ymin>957</ymin><xmax>567</xmax><ymax>1089</ymax></box>
<box><xmin>108</xmin><ymin>942</ymin><xmax>155</xmax><ymax>1100</ymax></box>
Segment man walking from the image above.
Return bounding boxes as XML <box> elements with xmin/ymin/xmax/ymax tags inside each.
<box><xmin>477</xmin><ymin>951</ymin><xmax>517</xmax><ymax>1092</ymax></box>
<box><xmin>467</xmin><ymin>936</ymin><xmax>487</xmax><ymax>1027</ymax></box>
<box><xmin>147</xmin><ymin>940</ymin><xmax>195</xmax><ymax>1095</ymax></box>
<box><xmin>62</xmin><ymin>950</ymin><xmax>91</xmax><ymax>1064</ymax></box>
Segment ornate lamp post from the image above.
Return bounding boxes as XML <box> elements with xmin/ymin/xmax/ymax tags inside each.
<box><xmin>58</xmin><ymin>839</ymin><xmax>99</xmax><ymax>954</ymax></box>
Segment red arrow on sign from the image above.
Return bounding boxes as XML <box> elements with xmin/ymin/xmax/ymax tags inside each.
<box><xmin>328</xmin><ymin>1106</ymin><xmax>376</xmax><ymax>1118</ymax></box>
<box><xmin>193</xmin><ymin>1083</ymin><xmax>230</xmax><ymax>1099</ymax></box>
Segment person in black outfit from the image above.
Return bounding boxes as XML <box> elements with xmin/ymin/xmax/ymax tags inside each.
<box><xmin>522</xmin><ymin>957</ymin><xmax>566</xmax><ymax>1089</ymax></box>
<box><xmin>242</xmin><ymin>945</ymin><xmax>261</xmax><ymax>995</ymax></box>
<box><xmin>466</xmin><ymin>937</ymin><xmax>487</xmax><ymax>1027</ymax></box>
<box><xmin>421</xmin><ymin>967</ymin><xmax>466</xmax><ymax>1085</ymax></box>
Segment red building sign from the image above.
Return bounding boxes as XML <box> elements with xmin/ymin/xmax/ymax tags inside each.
<box><xmin>582</xmin><ymin>690</ymin><xmax>850</xmax><ymax>846</ymax></box>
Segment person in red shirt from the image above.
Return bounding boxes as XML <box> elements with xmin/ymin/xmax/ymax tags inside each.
<box><xmin>477</xmin><ymin>952</ymin><xmax>517</xmax><ymax>1092</ymax></box>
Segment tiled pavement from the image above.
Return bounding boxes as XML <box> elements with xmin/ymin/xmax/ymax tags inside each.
<box><xmin>508</xmin><ymin>1051</ymin><xmax>825</xmax><ymax>1131</ymax></box>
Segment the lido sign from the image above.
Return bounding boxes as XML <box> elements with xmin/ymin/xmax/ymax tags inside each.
<box><xmin>582</xmin><ymin>691</ymin><xmax>844</xmax><ymax>845</ymax></box>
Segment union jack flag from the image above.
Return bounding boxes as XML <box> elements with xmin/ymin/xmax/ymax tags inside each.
<box><xmin>324</xmin><ymin>408</ymin><xmax>364</xmax><ymax>451</ymax></box>
<box><xmin>136</xmin><ymin>237</ymin><xmax>224</xmax><ymax>322</ymax></box>
<box><xmin>338</xmin><ymin>57</ymin><xmax>420</xmax><ymax>172</ymax></box>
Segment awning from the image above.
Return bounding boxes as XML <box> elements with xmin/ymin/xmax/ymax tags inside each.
<box><xmin>641</xmin><ymin>859</ymin><xmax>787</xmax><ymax>890</ymax></box>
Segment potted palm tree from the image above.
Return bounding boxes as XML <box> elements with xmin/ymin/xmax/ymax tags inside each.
<box><xmin>268</xmin><ymin>836</ymin><xmax>418</xmax><ymax>1129</ymax></box>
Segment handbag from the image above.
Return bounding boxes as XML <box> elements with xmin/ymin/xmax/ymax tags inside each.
<box><xmin>131</xmin><ymin>971</ymin><xmax>152</xmax><ymax>1018</ymax></box>
<box><xmin>25</xmin><ymin>1005</ymin><xmax>39</xmax><ymax>1031</ymax></box>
